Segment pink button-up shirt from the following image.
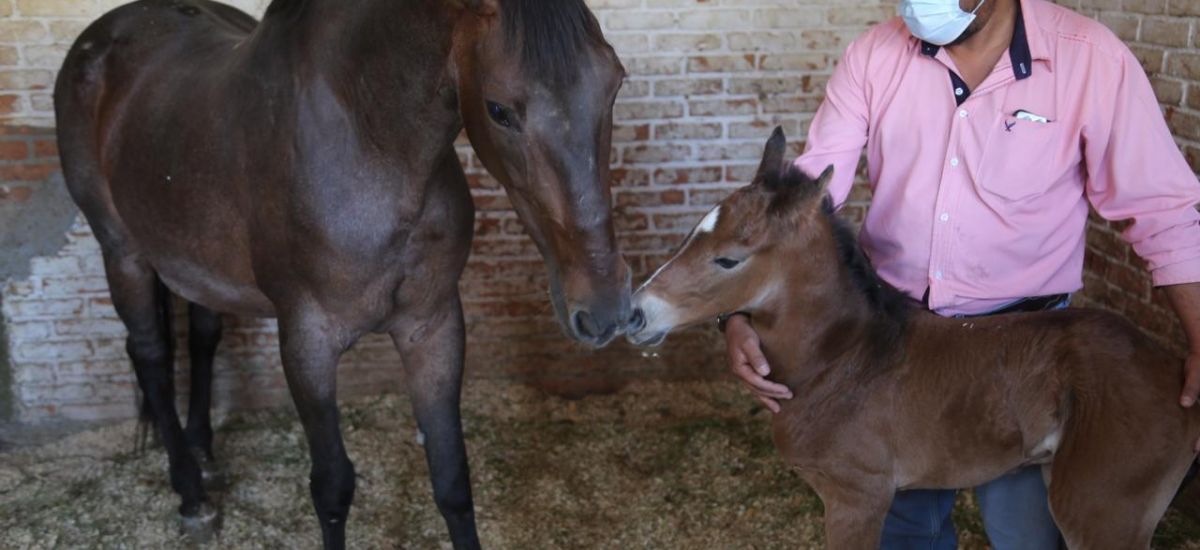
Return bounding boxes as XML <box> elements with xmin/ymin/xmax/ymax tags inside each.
<box><xmin>795</xmin><ymin>0</ymin><xmax>1200</xmax><ymax>316</ymax></box>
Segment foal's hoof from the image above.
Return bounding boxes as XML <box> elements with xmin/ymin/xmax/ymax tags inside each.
<box><xmin>179</xmin><ymin>503</ymin><xmax>221</xmax><ymax>544</ymax></box>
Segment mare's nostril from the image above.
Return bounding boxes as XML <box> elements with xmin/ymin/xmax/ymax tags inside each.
<box><xmin>573</xmin><ymin>311</ymin><xmax>596</xmax><ymax>339</ymax></box>
<box><xmin>629</xmin><ymin>308</ymin><xmax>646</xmax><ymax>332</ymax></box>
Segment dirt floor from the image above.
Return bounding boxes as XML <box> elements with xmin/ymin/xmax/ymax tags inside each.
<box><xmin>2</xmin><ymin>380</ymin><xmax>1200</xmax><ymax>549</ymax></box>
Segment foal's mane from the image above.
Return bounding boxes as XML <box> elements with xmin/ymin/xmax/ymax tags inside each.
<box><xmin>774</xmin><ymin>165</ymin><xmax>912</xmax><ymax>326</ymax></box>
<box><xmin>824</xmin><ymin>203</ymin><xmax>913</xmax><ymax>325</ymax></box>
<box><xmin>767</xmin><ymin>165</ymin><xmax>913</xmax><ymax>371</ymax></box>
<box><xmin>501</xmin><ymin>0</ymin><xmax>609</xmax><ymax>83</ymax></box>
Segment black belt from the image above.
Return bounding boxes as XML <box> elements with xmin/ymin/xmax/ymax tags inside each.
<box><xmin>921</xmin><ymin>288</ymin><xmax>1070</xmax><ymax>317</ymax></box>
<box><xmin>973</xmin><ymin>294</ymin><xmax>1071</xmax><ymax>317</ymax></box>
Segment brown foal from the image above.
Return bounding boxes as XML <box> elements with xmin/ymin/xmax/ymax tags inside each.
<box><xmin>627</xmin><ymin>127</ymin><xmax>1200</xmax><ymax>549</ymax></box>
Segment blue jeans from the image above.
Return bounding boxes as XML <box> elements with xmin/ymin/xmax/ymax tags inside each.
<box><xmin>880</xmin><ymin>297</ymin><xmax>1069</xmax><ymax>549</ymax></box>
<box><xmin>880</xmin><ymin>467</ymin><xmax>1060</xmax><ymax>550</ymax></box>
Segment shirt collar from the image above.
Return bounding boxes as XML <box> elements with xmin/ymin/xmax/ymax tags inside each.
<box><xmin>917</xmin><ymin>0</ymin><xmax>1051</xmax><ymax>80</ymax></box>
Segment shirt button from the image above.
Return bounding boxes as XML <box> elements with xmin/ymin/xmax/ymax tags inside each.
<box><xmin>950</xmin><ymin>158</ymin><xmax>960</xmax><ymax>167</ymax></box>
<box><xmin>955</xmin><ymin>87</ymin><xmax>964</xmax><ymax>96</ymax></box>
<box><xmin>939</xmin><ymin>213</ymin><xmax>950</xmax><ymax>222</ymax></box>
<box><xmin>935</xmin><ymin>271</ymin><xmax>944</xmax><ymax>281</ymax></box>
<box><xmin>959</xmin><ymin>110</ymin><xmax>968</xmax><ymax>118</ymax></box>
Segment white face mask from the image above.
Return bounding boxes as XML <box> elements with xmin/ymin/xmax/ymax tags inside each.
<box><xmin>899</xmin><ymin>0</ymin><xmax>987</xmax><ymax>46</ymax></box>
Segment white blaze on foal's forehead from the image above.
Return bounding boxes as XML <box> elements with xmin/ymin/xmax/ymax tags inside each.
<box><xmin>637</xmin><ymin>203</ymin><xmax>724</xmax><ymax>292</ymax></box>
<box><xmin>695</xmin><ymin>204</ymin><xmax>721</xmax><ymax>234</ymax></box>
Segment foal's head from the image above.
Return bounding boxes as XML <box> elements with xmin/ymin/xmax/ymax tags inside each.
<box><xmin>627</xmin><ymin>128</ymin><xmax>835</xmax><ymax>347</ymax></box>
<box><xmin>451</xmin><ymin>0</ymin><xmax>630</xmax><ymax>347</ymax></box>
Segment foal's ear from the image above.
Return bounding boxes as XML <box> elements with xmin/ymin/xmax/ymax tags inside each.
<box><xmin>767</xmin><ymin>164</ymin><xmax>836</xmax><ymax>219</ymax></box>
<box><xmin>815</xmin><ymin>164</ymin><xmax>834</xmax><ymax>195</ymax></box>
<box><xmin>754</xmin><ymin>126</ymin><xmax>788</xmax><ymax>186</ymax></box>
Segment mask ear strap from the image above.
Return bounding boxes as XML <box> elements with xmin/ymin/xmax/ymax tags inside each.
<box><xmin>970</xmin><ymin>0</ymin><xmax>987</xmax><ymax>15</ymax></box>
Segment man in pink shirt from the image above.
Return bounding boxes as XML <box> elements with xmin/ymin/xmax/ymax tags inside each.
<box><xmin>722</xmin><ymin>0</ymin><xmax>1200</xmax><ymax>547</ymax></box>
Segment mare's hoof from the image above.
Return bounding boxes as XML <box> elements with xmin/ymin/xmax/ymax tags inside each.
<box><xmin>198</xmin><ymin>458</ymin><xmax>227</xmax><ymax>491</ymax></box>
<box><xmin>191</xmin><ymin>449</ymin><xmax>227</xmax><ymax>491</ymax></box>
<box><xmin>179</xmin><ymin>503</ymin><xmax>221</xmax><ymax>544</ymax></box>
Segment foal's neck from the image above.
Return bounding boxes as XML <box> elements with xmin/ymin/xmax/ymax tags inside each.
<box><xmin>752</xmin><ymin>221</ymin><xmax>906</xmax><ymax>392</ymax></box>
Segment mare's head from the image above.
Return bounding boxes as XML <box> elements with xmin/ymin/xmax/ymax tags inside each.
<box><xmin>626</xmin><ymin>128</ymin><xmax>836</xmax><ymax>346</ymax></box>
<box><xmin>451</xmin><ymin>0</ymin><xmax>630</xmax><ymax>347</ymax></box>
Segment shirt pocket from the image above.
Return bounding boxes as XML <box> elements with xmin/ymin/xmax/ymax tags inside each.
<box><xmin>976</xmin><ymin>110</ymin><xmax>1071</xmax><ymax>202</ymax></box>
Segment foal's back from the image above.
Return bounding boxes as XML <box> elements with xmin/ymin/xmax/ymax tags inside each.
<box><xmin>900</xmin><ymin>308</ymin><xmax>1200</xmax><ymax>547</ymax></box>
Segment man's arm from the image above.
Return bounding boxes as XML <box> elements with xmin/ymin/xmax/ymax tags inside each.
<box><xmin>1166</xmin><ymin>284</ymin><xmax>1200</xmax><ymax>408</ymax></box>
<box><xmin>1083</xmin><ymin>47</ymin><xmax>1200</xmax><ymax>429</ymax></box>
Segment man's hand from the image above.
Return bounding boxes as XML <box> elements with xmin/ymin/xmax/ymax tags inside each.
<box><xmin>724</xmin><ymin>314</ymin><xmax>793</xmax><ymax>413</ymax></box>
<box><xmin>1164</xmin><ymin>283</ymin><xmax>1200</xmax><ymax>453</ymax></box>
<box><xmin>1183</xmin><ymin>352</ymin><xmax>1200</xmax><ymax>409</ymax></box>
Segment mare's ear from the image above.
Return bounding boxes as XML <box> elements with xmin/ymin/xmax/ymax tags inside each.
<box><xmin>452</xmin><ymin>0</ymin><xmax>499</xmax><ymax>15</ymax></box>
<box><xmin>754</xmin><ymin>126</ymin><xmax>788</xmax><ymax>187</ymax></box>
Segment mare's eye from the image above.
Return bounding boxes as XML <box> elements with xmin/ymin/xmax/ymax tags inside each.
<box><xmin>715</xmin><ymin>258</ymin><xmax>741</xmax><ymax>270</ymax></box>
<box><xmin>486</xmin><ymin>101</ymin><xmax>518</xmax><ymax>130</ymax></box>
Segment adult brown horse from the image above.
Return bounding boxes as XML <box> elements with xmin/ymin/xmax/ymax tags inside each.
<box><xmin>627</xmin><ymin>128</ymin><xmax>1200</xmax><ymax>549</ymax></box>
<box><xmin>53</xmin><ymin>0</ymin><xmax>630</xmax><ymax>547</ymax></box>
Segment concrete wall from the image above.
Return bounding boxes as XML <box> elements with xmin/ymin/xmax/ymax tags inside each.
<box><xmin>0</xmin><ymin>0</ymin><xmax>1197</xmax><ymax>422</ymax></box>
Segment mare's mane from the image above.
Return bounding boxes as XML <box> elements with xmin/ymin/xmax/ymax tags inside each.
<box><xmin>261</xmin><ymin>0</ymin><xmax>608</xmax><ymax>85</ymax></box>
<box><xmin>264</xmin><ymin>0</ymin><xmax>307</xmax><ymax>17</ymax></box>
<box><xmin>501</xmin><ymin>0</ymin><xmax>609</xmax><ymax>84</ymax></box>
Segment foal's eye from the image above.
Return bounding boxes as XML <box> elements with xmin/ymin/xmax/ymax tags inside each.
<box><xmin>486</xmin><ymin>101</ymin><xmax>518</xmax><ymax>130</ymax></box>
<box><xmin>715</xmin><ymin>258</ymin><xmax>741</xmax><ymax>270</ymax></box>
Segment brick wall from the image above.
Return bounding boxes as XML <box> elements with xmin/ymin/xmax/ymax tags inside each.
<box><xmin>0</xmin><ymin>0</ymin><xmax>1197</xmax><ymax>423</ymax></box>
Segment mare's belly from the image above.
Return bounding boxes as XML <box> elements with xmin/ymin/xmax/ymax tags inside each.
<box><xmin>155</xmin><ymin>258</ymin><xmax>275</xmax><ymax>318</ymax></box>
<box><xmin>110</xmin><ymin>175</ymin><xmax>274</xmax><ymax>318</ymax></box>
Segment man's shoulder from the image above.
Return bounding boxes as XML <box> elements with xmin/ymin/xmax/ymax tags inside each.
<box><xmin>843</xmin><ymin>17</ymin><xmax>913</xmax><ymax>64</ymax></box>
<box><xmin>854</xmin><ymin>17</ymin><xmax>912</xmax><ymax>52</ymax></box>
<box><xmin>1027</xmin><ymin>0</ymin><xmax>1131</xmax><ymax>63</ymax></box>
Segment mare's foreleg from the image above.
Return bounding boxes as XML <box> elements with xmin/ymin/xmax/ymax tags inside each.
<box><xmin>279</xmin><ymin>308</ymin><xmax>356</xmax><ymax>550</ymax></box>
<box><xmin>392</xmin><ymin>292</ymin><xmax>480</xmax><ymax>550</ymax></box>
<box><xmin>104</xmin><ymin>256</ymin><xmax>214</xmax><ymax>537</ymax></box>
<box><xmin>185</xmin><ymin>302</ymin><xmax>224</xmax><ymax>487</ymax></box>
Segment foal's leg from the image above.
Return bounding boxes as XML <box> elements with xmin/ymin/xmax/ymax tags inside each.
<box><xmin>1047</xmin><ymin>415</ymin><xmax>1194</xmax><ymax>549</ymax></box>
<box><xmin>185</xmin><ymin>302</ymin><xmax>223</xmax><ymax>486</ymax></box>
<box><xmin>278</xmin><ymin>309</ymin><xmax>356</xmax><ymax>550</ymax></box>
<box><xmin>392</xmin><ymin>293</ymin><xmax>480</xmax><ymax>550</ymax></box>
<box><xmin>810</xmin><ymin>477</ymin><xmax>892</xmax><ymax>550</ymax></box>
<box><xmin>104</xmin><ymin>256</ymin><xmax>213</xmax><ymax>535</ymax></box>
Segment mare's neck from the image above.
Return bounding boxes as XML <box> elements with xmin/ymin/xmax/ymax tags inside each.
<box><xmin>251</xmin><ymin>0</ymin><xmax>466</xmax><ymax>152</ymax></box>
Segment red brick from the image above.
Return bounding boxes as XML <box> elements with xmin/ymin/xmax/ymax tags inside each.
<box><xmin>0</xmin><ymin>184</ymin><xmax>32</xmax><ymax>202</ymax></box>
<box><xmin>0</xmin><ymin>94</ymin><xmax>20</xmax><ymax>116</ymax></box>
<box><xmin>0</xmin><ymin>162</ymin><xmax>56</xmax><ymax>182</ymax></box>
<box><xmin>0</xmin><ymin>139</ymin><xmax>27</xmax><ymax>160</ymax></box>
<box><xmin>33</xmin><ymin>139</ymin><xmax>57</xmax><ymax>159</ymax></box>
